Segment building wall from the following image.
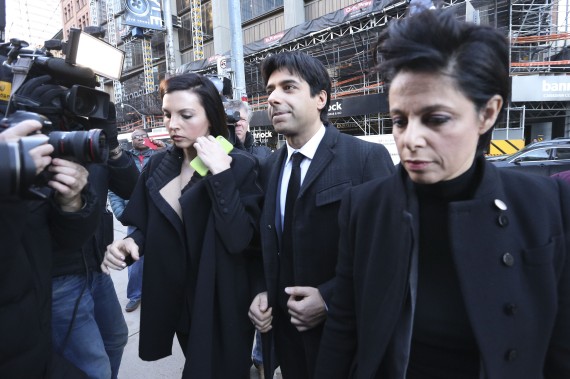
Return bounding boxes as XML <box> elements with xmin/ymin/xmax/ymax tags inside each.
<box><xmin>243</xmin><ymin>13</ymin><xmax>285</xmax><ymax>45</ymax></box>
<box><xmin>304</xmin><ymin>0</ymin><xmax>357</xmax><ymax>19</ymax></box>
<box><xmin>61</xmin><ymin>0</ymin><xmax>90</xmax><ymax>39</ymax></box>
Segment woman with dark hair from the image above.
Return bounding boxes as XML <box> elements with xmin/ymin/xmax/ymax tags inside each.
<box><xmin>102</xmin><ymin>73</ymin><xmax>262</xmax><ymax>378</ymax></box>
<box><xmin>315</xmin><ymin>10</ymin><xmax>570</xmax><ymax>379</ymax></box>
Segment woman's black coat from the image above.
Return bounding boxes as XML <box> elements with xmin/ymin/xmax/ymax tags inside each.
<box><xmin>315</xmin><ymin>160</ymin><xmax>570</xmax><ymax>379</ymax></box>
<box><xmin>121</xmin><ymin>146</ymin><xmax>262</xmax><ymax>379</ymax></box>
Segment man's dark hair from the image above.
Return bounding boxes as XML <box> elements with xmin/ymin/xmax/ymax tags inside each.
<box><xmin>373</xmin><ymin>9</ymin><xmax>509</xmax><ymax>154</ymax></box>
<box><xmin>160</xmin><ymin>73</ymin><xmax>229</xmax><ymax>139</ymax></box>
<box><xmin>261</xmin><ymin>52</ymin><xmax>331</xmax><ymax>123</ymax></box>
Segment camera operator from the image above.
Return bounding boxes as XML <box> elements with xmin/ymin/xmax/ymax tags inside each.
<box><xmin>225</xmin><ymin>100</ymin><xmax>272</xmax><ymax>160</ymax></box>
<box><xmin>0</xmin><ymin>120</ymin><xmax>100</xmax><ymax>378</ymax></box>
<box><xmin>50</xmin><ymin>102</ymin><xmax>139</xmax><ymax>379</ymax></box>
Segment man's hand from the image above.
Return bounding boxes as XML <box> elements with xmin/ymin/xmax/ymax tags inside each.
<box><xmin>286</xmin><ymin>286</ymin><xmax>327</xmax><ymax>332</ymax></box>
<box><xmin>48</xmin><ymin>158</ymin><xmax>89</xmax><ymax>212</ymax></box>
<box><xmin>101</xmin><ymin>237</ymin><xmax>140</xmax><ymax>274</ymax></box>
<box><xmin>249</xmin><ymin>292</ymin><xmax>273</xmax><ymax>333</ymax></box>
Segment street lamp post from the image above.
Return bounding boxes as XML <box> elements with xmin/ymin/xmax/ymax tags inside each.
<box><xmin>121</xmin><ymin>103</ymin><xmax>146</xmax><ymax>129</ymax></box>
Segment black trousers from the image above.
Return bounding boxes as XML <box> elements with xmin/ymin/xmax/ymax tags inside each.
<box><xmin>274</xmin><ymin>306</ymin><xmax>322</xmax><ymax>379</ymax></box>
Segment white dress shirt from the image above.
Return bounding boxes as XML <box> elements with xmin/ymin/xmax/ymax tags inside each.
<box><xmin>279</xmin><ymin>124</ymin><xmax>326</xmax><ymax>230</ymax></box>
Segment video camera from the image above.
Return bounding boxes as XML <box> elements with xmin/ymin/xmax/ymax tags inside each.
<box><xmin>0</xmin><ymin>28</ymin><xmax>125</xmax><ymax>198</ymax></box>
<box><xmin>225</xmin><ymin>109</ymin><xmax>240</xmax><ymax>144</ymax></box>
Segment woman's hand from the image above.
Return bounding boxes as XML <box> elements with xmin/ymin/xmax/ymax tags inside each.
<box><xmin>101</xmin><ymin>237</ymin><xmax>140</xmax><ymax>274</ymax></box>
<box><xmin>193</xmin><ymin>135</ymin><xmax>232</xmax><ymax>175</ymax></box>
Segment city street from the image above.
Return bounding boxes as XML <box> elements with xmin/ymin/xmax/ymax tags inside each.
<box><xmin>111</xmin><ymin>218</ymin><xmax>278</xmax><ymax>378</ymax></box>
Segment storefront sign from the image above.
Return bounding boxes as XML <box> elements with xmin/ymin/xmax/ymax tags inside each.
<box><xmin>512</xmin><ymin>75</ymin><xmax>570</xmax><ymax>101</ymax></box>
<box><xmin>250</xmin><ymin>93</ymin><xmax>388</xmax><ymax>127</ymax></box>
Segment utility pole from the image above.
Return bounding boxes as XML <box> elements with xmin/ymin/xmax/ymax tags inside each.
<box><xmin>229</xmin><ymin>0</ymin><xmax>246</xmax><ymax>100</ymax></box>
<box><xmin>162</xmin><ymin>0</ymin><xmax>176</xmax><ymax>74</ymax></box>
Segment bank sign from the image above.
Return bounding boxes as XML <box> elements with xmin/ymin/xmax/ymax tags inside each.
<box><xmin>512</xmin><ymin>75</ymin><xmax>570</xmax><ymax>101</ymax></box>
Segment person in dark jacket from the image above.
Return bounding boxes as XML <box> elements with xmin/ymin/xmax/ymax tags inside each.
<box><xmin>51</xmin><ymin>103</ymin><xmax>139</xmax><ymax>379</ymax></box>
<box><xmin>0</xmin><ymin>120</ymin><xmax>99</xmax><ymax>379</ymax></box>
<box><xmin>225</xmin><ymin>99</ymin><xmax>272</xmax><ymax>160</ymax></box>
<box><xmin>102</xmin><ymin>73</ymin><xmax>263</xmax><ymax>379</ymax></box>
<box><xmin>248</xmin><ymin>51</ymin><xmax>395</xmax><ymax>379</ymax></box>
<box><xmin>108</xmin><ymin>128</ymin><xmax>166</xmax><ymax>313</ymax></box>
<box><xmin>315</xmin><ymin>10</ymin><xmax>570</xmax><ymax>379</ymax></box>
<box><xmin>225</xmin><ymin>98</ymin><xmax>272</xmax><ymax>377</ymax></box>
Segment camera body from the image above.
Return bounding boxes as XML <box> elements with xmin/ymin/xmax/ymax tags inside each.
<box><xmin>0</xmin><ymin>37</ymin><xmax>112</xmax><ymax>197</ymax></box>
<box><xmin>225</xmin><ymin>109</ymin><xmax>240</xmax><ymax>145</ymax></box>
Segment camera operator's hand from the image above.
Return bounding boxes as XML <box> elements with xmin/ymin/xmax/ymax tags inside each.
<box><xmin>48</xmin><ymin>158</ymin><xmax>89</xmax><ymax>212</ymax></box>
<box><xmin>0</xmin><ymin>120</ymin><xmax>54</xmax><ymax>175</ymax></box>
<box><xmin>0</xmin><ymin>119</ymin><xmax>43</xmax><ymax>142</ymax></box>
<box><xmin>101</xmin><ymin>237</ymin><xmax>140</xmax><ymax>274</ymax></box>
<box><xmin>28</xmin><ymin>141</ymin><xmax>54</xmax><ymax>175</ymax></box>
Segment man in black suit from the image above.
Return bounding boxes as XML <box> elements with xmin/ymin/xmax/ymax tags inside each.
<box><xmin>248</xmin><ymin>51</ymin><xmax>395</xmax><ymax>379</ymax></box>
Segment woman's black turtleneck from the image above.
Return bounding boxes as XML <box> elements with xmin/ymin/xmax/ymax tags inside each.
<box><xmin>407</xmin><ymin>160</ymin><xmax>481</xmax><ymax>379</ymax></box>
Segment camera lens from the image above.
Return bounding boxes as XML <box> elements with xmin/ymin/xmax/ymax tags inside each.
<box><xmin>73</xmin><ymin>96</ymin><xmax>97</xmax><ymax>116</ymax></box>
<box><xmin>48</xmin><ymin>129</ymin><xmax>108</xmax><ymax>163</ymax></box>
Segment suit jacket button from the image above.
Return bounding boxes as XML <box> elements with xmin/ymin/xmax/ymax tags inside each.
<box><xmin>219</xmin><ymin>199</ymin><xmax>226</xmax><ymax>205</ymax></box>
<box><xmin>504</xmin><ymin>303</ymin><xmax>518</xmax><ymax>315</ymax></box>
<box><xmin>267</xmin><ymin>224</ymin><xmax>272</xmax><ymax>230</ymax></box>
<box><xmin>505</xmin><ymin>349</ymin><xmax>518</xmax><ymax>361</ymax></box>
<box><xmin>494</xmin><ymin>199</ymin><xmax>508</xmax><ymax>211</ymax></box>
<box><xmin>502</xmin><ymin>253</ymin><xmax>515</xmax><ymax>267</ymax></box>
<box><xmin>497</xmin><ymin>214</ymin><xmax>509</xmax><ymax>227</ymax></box>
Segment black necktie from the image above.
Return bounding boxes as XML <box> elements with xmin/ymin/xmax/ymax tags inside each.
<box><xmin>279</xmin><ymin>152</ymin><xmax>304</xmax><ymax>310</ymax></box>
<box><xmin>283</xmin><ymin>152</ymin><xmax>304</xmax><ymax>236</ymax></box>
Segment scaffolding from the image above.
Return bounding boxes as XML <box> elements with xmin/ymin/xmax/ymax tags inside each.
<box><xmin>105</xmin><ymin>0</ymin><xmax>123</xmax><ymax>103</ymax></box>
<box><xmin>507</xmin><ymin>0</ymin><xmax>570</xmax><ymax>135</ymax></box>
<box><xmin>191</xmin><ymin>0</ymin><xmax>204</xmax><ymax>61</ymax></box>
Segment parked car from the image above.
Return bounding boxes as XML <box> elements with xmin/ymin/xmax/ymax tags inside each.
<box><xmin>489</xmin><ymin>138</ymin><xmax>570</xmax><ymax>176</ymax></box>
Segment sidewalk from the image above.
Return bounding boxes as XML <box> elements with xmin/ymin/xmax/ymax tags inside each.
<box><xmin>111</xmin><ymin>218</ymin><xmax>277</xmax><ymax>378</ymax></box>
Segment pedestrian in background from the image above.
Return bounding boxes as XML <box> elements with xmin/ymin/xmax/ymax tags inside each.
<box><xmin>315</xmin><ymin>9</ymin><xmax>570</xmax><ymax>378</ymax></box>
<box><xmin>248</xmin><ymin>51</ymin><xmax>395</xmax><ymax>379</ymax></box>
<box><xmin>45</xmin><ymin>94</ymin><xmax>138</xmax><ymax>379</ymax></box>
<box><xmin>551</xmin><ymin>169</ymin><xmax>570</xmax><ymax>185</ymax></box>
<box><xmin>225</xmin><ymin>98</ymin><xmax>272</xmax><ymax>377</ymax></box>
<box><xmin>108</xmin><ymin>128</ymin><xmax>166</xmax><ymax>313</ymax></box>
<box><xmin>102</xmin><ymin>73</ymin><xmax>263</xmax><ymax>378</ymax></box>
<box><xmin>226</xmin><ymin>99</ymin><xmax>272</xmax><ymax>160</ymax></box>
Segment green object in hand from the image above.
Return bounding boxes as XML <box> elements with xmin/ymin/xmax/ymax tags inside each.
<box><xmin>190</xmin><ymin>135</ymin><xmax>234</xmax><ymax>176</ymax></box>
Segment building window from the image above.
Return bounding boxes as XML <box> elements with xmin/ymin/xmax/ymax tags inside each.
<box><xmin>241</xmin><ymin>0</ymin><xmax>283</xmax><ymax>22</ymax></box>
<box><xmin>178</xmin><ymin>2</ymin><xmax>213</xmax><ymax>51</ymax></box>
<box><xmin>177</xmin><ymin>0</ymin><xmax>192</xmax><ymax>12</ymax></box>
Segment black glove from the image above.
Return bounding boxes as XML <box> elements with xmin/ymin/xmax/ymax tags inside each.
<box><xmin>13</xmin><ymin>75</ymin><xmax>66</xmax><ymax>126</ymax></box>
<box><xmin>104</xmin><ymin>102</ymin><xmax>119</xmax><ymax>150</ymax></box>
<box><xmin>91</xmin><ymin>102</ymin><xmax>119</xmax><ymax>151</ymax></box>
